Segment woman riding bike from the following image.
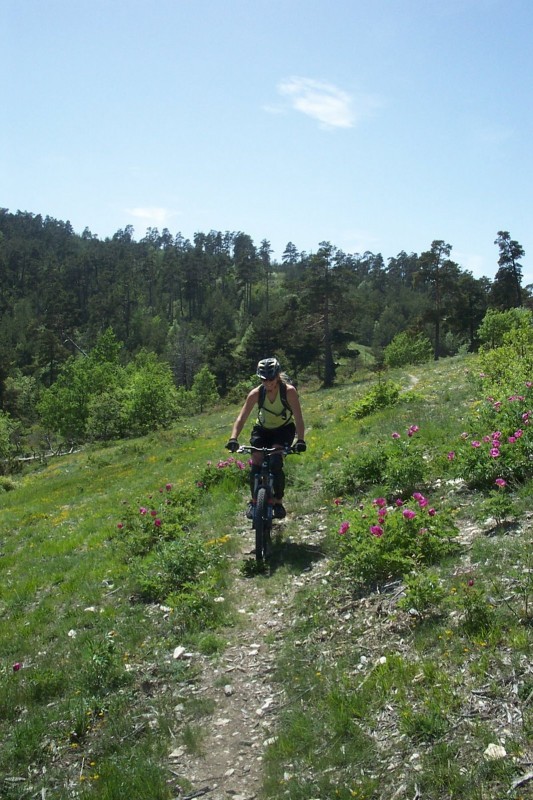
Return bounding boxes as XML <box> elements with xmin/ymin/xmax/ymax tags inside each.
<box><xmin>226</xmin><ymin>357</ymin><xmax>306</xmax><ymax>519</ymax></box>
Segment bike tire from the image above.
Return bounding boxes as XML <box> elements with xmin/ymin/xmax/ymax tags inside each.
<box><xmin>255</xmin><ymin>487</ymin><xmax>268</xmax><ymax>561</ymax></box>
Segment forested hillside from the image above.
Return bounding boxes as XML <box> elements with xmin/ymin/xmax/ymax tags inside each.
<box><xmin>0</xmin><ymin>208</ymin><xmax>530</xmax><ymax>457</ymax></box>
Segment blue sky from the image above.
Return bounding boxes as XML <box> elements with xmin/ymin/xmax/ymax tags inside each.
<box><xmin>3</xmin><ymin>0</ymin><xmax>533</xmax><ymax>283</ymax></box>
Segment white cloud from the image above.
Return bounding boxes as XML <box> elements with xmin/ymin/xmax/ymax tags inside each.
<box><xmin>126</xmin><ymin>207</ymin><xmax>178</xmax><ymax>231</ymax></box>
<box><xmin>276</xmin><ymin>76</ymin><xmax>382</xmax><ymax>130</ymax></box>
<box><xmin>278</xmin><ymin>76</ymin><xmax>355</xmax><ymax>129</ymax></box>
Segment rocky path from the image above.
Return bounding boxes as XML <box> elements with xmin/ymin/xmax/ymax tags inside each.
<box><xmin>167</xmin><ymin>510</ymin><xmax>328</xmax><ymax>800</ymax></box>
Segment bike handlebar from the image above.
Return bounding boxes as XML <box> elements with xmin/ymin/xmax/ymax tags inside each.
<box><xmin>237</xmin><ymin>444</ymin><xmax>298</xmax><ymax>456</ymax></box>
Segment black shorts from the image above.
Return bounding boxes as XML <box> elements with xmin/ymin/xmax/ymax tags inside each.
<box><xmin>250</xmin><ymin>422</ymin><xmax>296</xmax><ymax>450</ymax></box>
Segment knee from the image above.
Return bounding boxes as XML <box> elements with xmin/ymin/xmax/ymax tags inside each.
<box><xmin>270</xmin><ymin>454</ymin><xmax>284</xmax><ymax>473</ymax></box>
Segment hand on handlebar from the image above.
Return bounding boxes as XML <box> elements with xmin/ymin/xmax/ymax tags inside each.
<box><xmin>294</xmin><ymin>439</ymin><xmax>307</xmax><ymax>453</ymax></box>
<box><xmin>225</xmin><ymin>438</ymin><xmax>239</xmax><ymax>453</ymax></box>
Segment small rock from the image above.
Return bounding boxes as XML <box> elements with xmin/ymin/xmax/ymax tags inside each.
<box><xmin>263</xmin><ymin>736</ymin><xmax>277</xmax><ymax>746</ymax></box>
<box><xmin>484</xmin><ymin>743</ymin><xmax>507</xmax><ymax>760</ymax></box>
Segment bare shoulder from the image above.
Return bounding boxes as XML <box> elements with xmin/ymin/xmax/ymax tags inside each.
<box><xmin>286</xmin><ymin>384</ymin><xmax>300</xmax><ymax>401</ymax></box>
<box><xmin>247</xmin><ymin>386</ymin><xmax>261</xmax><ymax>403</ymax></box>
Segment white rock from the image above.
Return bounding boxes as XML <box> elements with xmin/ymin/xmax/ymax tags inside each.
<box><xmin>484</xmin><ymin>743</ymin><xmax>507</xmax><ymax>760</ymax></box>
<box><xmin>173</xmin><ymin>646</ymin><xmax>186</xmax><ymax>660</ymax></box>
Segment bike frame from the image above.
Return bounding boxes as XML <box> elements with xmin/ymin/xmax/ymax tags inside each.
<box><xmin>238</xmin><ymin>444</ymin><xmax>295</xmax><ymax>561</ymax></box>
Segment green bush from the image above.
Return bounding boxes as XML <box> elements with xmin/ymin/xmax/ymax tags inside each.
<box><xmin>330</xmin><ymin>494</ymin><xmax>459</xmax><ymax>590</ymax></box>
<box><xmin>0</xmin><ymin>475</ymin><xmax>18</xmax><ymax>492</ymax></box>
<box><xmin>191</xmin><ymin>365</ymin><xmax>219</xmax><ymax>412</ymax></box>
<box><xmin>115</xmin><ymin>484</ymin><xmax>199</xmax><ymax>557</ymax></box>
<box><xmin>225</xmin><ymin>376</ymin><xmax>257</xmax><ymax>405</ymax></box>
<box><xmin>455</xmin><ymin>579</ymin><xmax>496</xmax><ymax>635</ymax></box>
<box><xmin>347</xmin><ymin>380</ymin><xmax>401</xmax><ymax>419</ymax></box>
<box><xmin>384</xmin><ymin>331</ymin><xmax>433</xmax><ymax>368</ymax></box>
<box><xmin>477</xmin><ymin>307</ymin><xmax>532</xmax><ymax>351</ymax></box>
<box><xmin>385</xmin><ymin>434</ymin><xmax>428</xmax><ymax>495</ymax></box>
<box><xmin>322</xmin><ymin>448</ymin><xmax>388</xmax><ymax>496</ymax></box>
<box><xmin>0</xmin><ymin>411</ymin><xmax>16</xmax><ymax>467</ymax></box>
<box><xmin>476</xmin><ymin>481</ymin><xmax>515</xmax><ymax>529</ymax></box>
<box><xmin>196</xmin><ymin>455</ymin><xmax>250</xmax><ymax>491</ymax></box>
<box><xmin>123</xmin><ymin>351</ymin><xmax>180</xmax><ymax>435</ymax></box>
<box><xmin>322</xmin><ymin>424</ymin><xmax>428</xmax><ymax>497</ymax></box>
<box><xmin>448</xmin><ymin>382</ymin><xmax>533</xmax><ymax>488</ymax></box>
<box><xmin>86</xmin><ymin>389</ymin><xmax>128</xmax><ymax>441</ymax></box>
<box><xmin>134</xmin><ymin>532</ymin><xmax>215</xmax><ymax>603</ymax></box>
<box><xmin>398</xmin><ymin>568</ymin><xmax>447</xmax><ymax>620</ymax></box>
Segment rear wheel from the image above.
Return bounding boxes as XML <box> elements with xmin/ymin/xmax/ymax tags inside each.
<box><xmin>255</xmin><ymin>487</ymin><xmax>269</xmax><ymax>561</ymax></box>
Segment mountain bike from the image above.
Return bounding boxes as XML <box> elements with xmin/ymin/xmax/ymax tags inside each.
<box><xmin>238</xmin><ymin>444</ymin><xmax>298</xmax><ymax>562</ymax></box>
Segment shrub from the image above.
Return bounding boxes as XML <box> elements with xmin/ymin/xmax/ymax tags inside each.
<box><xmin>195</xmin><ymin>456</ymin><xmax>249</xmax><ymax>492</ymax></box>
<box><xmin>455</xmin><ymin>579</ymin><xmax>496</xmax><ymax>635</ymax></box>
<box><xmin>86</xmin><ymin>389</ymin><xmax>128</xmax><ymax>441</ymax></box>
<box><xmin>225</xmin><ymin>377</ymin><xmax>257</xmax><ymax>405</ymax></box>
<box><xmin>330</xmin><ymin>494</ymin><xmax>459</xmax><ymax>590</ymax></box>
<box><xmin>0</xmin><ymin>475</ymin><xmax>18</xmax><ymax>492</ymax></box>
<box><xmin>477</xmin><ymin>307</ymin><xmax>532</xmax><ymax>351</ymax></box>
<box><xmin>448</xmin><ymin>381</ymin><xmax>533</xmax><ymax>488</ymax></box>
<box><xmin>322</xmin><ymin>424</ymin><xmax>428</xmax><ymax>497</ymax></box>
<box><xmin>115</xmin><ymin>484</ymin><xmax>199</xmax><ymax>557</ymax></box>
<box><xmin>398</xmin><ymin>569</ymin><xmax>447</xmax><ymax>620</ymax></box>
<box><xmin>191</xmin><ymin>366</ymin><xmax>219</xmax><ymax>412</ymax></box>
<box><xmin>134</xmin><ymin>531</ymin><xmax>216</xmax><ymax>603</ymax></box>
<box><xmin>123</xmin><ymin>351</ymin><xmax>180</xmax><ymax>435</ymax></box>
<box><xmin>384</xmin><ymin>331</ymin><xmax>433</xmax><ymax>368</ymax></box>
<box><xmin>385</xmin><ymin>432</ymin><xmax>428</xmax><ymax>495</ymax></box>
<box><xmin>322</xmin><ymin>448</ymin><xmax>387</xmax><ymax>496</ymax></box>
<box><xmin>0</xmin><ymin>411</ymin><xmax>16</xmax><ymax>467</ymax></box>
<box><xmin>114</xmin><ymin>478</ymin><xmax>230</xmax><ymax>615</ymax></box>
<box><xmin>475</xmin><ymin>479</ymin><xmax>515</xmax><ymax>529</ymax></box>
<box><xmin>347</xmin><ymin>380</ymin><xmax>401</xmax><ymax>419</ymax></box>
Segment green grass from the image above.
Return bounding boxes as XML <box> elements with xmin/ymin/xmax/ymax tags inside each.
<box><xmin>1</xmin><ymin>353</ymin><xmax>532</xmax><ymax>798</ymax></box>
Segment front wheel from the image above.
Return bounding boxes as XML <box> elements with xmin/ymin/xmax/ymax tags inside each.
<box><xmin>254</xmin><ymin>487</ymin><xmax>271</xmax><ymax>561</ymax></box>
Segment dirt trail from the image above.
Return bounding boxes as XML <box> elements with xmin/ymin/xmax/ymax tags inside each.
<box><xmin>167</xmin><ymin>510</ymin><xmax>328</xmax><ymax>800</ymax></box>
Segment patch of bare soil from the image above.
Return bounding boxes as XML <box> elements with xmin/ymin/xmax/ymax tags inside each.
<box><xmin>167</xmin><ymin>509</ymin><xmax>329</xmax><ymax>800</ymax></box>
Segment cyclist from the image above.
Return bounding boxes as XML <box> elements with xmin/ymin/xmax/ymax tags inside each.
<box><xmin>226</xmin><ymin>357</ymin><xmax>306</xmax><ymax>519</ymax></box>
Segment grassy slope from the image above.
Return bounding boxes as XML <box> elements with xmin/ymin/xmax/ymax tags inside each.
<box><xmin>1</xmin><ymin>355</ymin><xmax>532</xmax><ymax>799</ymax></box>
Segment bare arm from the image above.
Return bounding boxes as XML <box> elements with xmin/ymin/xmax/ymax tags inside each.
<box><xmin>287</xmin><ymin>385</ymin><xmax>305</xmax><ymax>440</ymax></box>
<box><xmin>230</xmin><ymin>387</ymin><xmax>260</xmax><ymax>440</ymax></box>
